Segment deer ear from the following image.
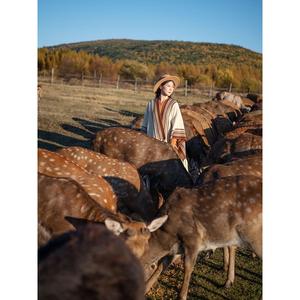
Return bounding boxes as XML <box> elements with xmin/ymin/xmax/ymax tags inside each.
<box><xmin>157</xmin><ymin>192</ymin><xmax>164</xmax><ymax>209</ymax></box>
<box><xmin>147</xmin><ymin>215</ymin><xmax>168</xmax><ymax>232</ymax></box>
<box><xmin>64</xmin><ymin>216</ymin><xmax>90</xmax><ymax>230</ymax></box>
<box><xmin>104</xmin><ymin>218</ymin><xmax>124</xmax><ymax>236</ymax></box>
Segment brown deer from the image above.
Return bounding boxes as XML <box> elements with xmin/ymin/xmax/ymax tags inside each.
<box><xmin>207</xmin><ymin>132</ymin><xmax>262</xmax><ymax>164</ymax></box>
<box><xmin>57</xmin><ymin>146</ymin><xmax>157</xmax><ymax>221</ymax></box>
<box><xmin>38</xmin><ymin>223</ymin><xmax>146</xmax><ymax>300</ymax></box>
<box><xmin>141</xmin><ymin>175</ymin><xmax>262</xmax><ymax>300</ymax></box>
<box><xmin>199</xmin><ymin>154</ymin><xmax>262</xmax><ymax>287</ymax></box>
<box><xmin>38</xmin><ymin>174</ymin><xmax>168</xmax><ymax>257</ymax></box>
<box><xmin>38</xmin><ymin>148</ymin><xmax>117</xmax><ymax>212</ymax></box>
<box><xmin>201</xmin><ymin>154</ymin><xmax>262</xmax><ymax>184</ymax></box>
<box><xmin>92</xmin><ymin>127</ymin><xmax>193</xmax><ymax>199</ymax></box>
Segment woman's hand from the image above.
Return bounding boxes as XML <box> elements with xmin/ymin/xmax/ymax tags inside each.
<box><xmin>170</xmin><ymin>138</ymin><xmax>178</xmax><ymax>150</ymax></box>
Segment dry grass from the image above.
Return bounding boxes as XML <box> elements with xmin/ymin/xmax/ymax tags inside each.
<box><xmin>38</xmin><ymin>82</ymin><xmax>262</xmax><ymax>299</ymax></box>
<box><xmin>38</xmin><ymin>82</ymin><xmax>209</xmax><ymax>150</ymax></box>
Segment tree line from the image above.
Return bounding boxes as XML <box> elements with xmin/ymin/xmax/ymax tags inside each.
<box><xmin>38</xmin><ymin>48</ymin><xmax>262</xmax><ymax>92</ymax></box>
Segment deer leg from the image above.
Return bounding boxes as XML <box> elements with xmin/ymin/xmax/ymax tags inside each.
<box><xmin>145</xmin><ymin>255</ymin><xmax>174</xmax><ymax>293</ymax></box>
<box><xmin>179</xmin><ymin>246</ymin><xmax>198</xmax><ymax>300</ymax></box>
<box><xmin>223</xmin><ymin>246</ymin><xmax>229</xmax><ymax>272</ymax></box>
<box><xmin>224</xmin><ymin>245</ymin><xmax>237</xmax><ymax>288</ymax></box>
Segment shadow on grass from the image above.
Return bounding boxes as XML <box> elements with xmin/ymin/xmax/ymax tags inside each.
<box><xmin>38</xmin><ymin>130</ymin><xmax>91</xmax><ymax>150</ymax></box>
<box><xmin>37</xmin><ymin>140</ymin><xmax>62</xmax><ymax>151</ymax></box>
<box><xmin>72</xmin><ymin>117</ymin><xmax>112</xmax><ymax>134</ymax></box>
<box><xmin>104</xmin><ymin>106</ymin><xmax>142</xmax><ymax>118</ymax></box>
<box><xmin>61</xmin><ymin>124</ymin><xmax>94</xmax><ymax>139</ymax></box>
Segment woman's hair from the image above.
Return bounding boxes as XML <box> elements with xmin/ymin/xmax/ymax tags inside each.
<box><xmin>155</xmin><ymin>80</ymin><xmax>175</xmax><ymax>98</ymax></box>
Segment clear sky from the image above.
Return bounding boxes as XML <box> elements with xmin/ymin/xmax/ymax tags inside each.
<box><xmin>39</xmin><ymin>0</ymin><xmax>262</xmax><ymax>52</ymax></box>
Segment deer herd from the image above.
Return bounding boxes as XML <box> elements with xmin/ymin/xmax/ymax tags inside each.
<box><xmin>38</xmin><ymin>91</ymin><xmax>262</xmax><ymax>300</ymax></box>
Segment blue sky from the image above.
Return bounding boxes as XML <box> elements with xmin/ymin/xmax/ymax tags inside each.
<box><xmin>38</xmin><ymin>0</ymin><xmax>262</xmax><ymax>53</ymax></box>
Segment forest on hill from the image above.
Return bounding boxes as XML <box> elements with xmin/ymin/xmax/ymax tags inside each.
<box><xmin>38</xmin><ymin>39</ymin><xmax>262</xmax><ymax>92</ymax></box>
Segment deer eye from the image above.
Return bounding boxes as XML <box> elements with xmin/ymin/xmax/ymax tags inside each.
<box><xmin>126</xmin><ymin>228</ymin><xmax>136</xmax><ymax>237</ymax></box>
<box><xmin>141</xmin><ymin>227</ymin><xmax>150</xmax><ymax>235</ymax></box>
<box><xmin>150</xmin><ymin>263</ymin><xmax>157</xmax><ymax>270</ymax></box>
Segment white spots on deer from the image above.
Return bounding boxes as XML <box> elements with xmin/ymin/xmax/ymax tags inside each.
<box><xmin>249</xmin><ymin>197</ymin><xmax>256</xmax><ymax>204</ymax></box>
<box><xmin>246</xmin><ymin>207</ymin><xmax>252</xmax><ymax>213</ymax></box>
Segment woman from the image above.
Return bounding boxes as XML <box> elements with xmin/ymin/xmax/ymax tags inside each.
<box><xmin>141</xmin><ymin>74</ymin><xmax>189</xmax><ymax>171</ymax></box>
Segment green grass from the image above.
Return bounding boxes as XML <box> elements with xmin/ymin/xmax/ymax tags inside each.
<box><xmin>146</xmin><ymin>249</ymin><xmax>262</xmax><ymax>300</ymax></box>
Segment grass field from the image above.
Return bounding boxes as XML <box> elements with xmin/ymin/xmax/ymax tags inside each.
<box><xmin>38</xmin><ymin>82</ymin><xmax>262</xmax><ymax>300</ymax></box>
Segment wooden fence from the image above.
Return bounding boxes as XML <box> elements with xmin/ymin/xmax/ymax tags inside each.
<box><xmin>38</xmin><ymin>69</ymin><xmax>260</xmax><ymax>97</ymax></box>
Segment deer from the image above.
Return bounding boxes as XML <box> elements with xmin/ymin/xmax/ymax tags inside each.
<box><xmin>201</xmin><ymin>154</ymin><xmax>262</xmax><ymax>184</ymax></box>
<box><xmin>57</xmin><ymin>146</ymin><xmax>158</xmax><ymax>222</ymax></box>
<box><xmin>38</xmin><ymin>148</ymin><xmax>117</xmax><ymax>212</ymax></box>
<box><xmin>38</xmin><ymin>222</ymin><xmax>146</xmax><ymax>300</ymax></box>
<box><xmin>214</xmin><ymin>91</ymin><xmax>251</xmax><ymax>112</ymax></box>
<box><xmin>206</xmin><ymin>132</ymin><xmax>262</xmax><ymax>164</ymax></box>
<box><xmin>92</xmin><ymin>127</ymin><xmax>193</xmax><ymax>200</ymax></box>
<box><xmin>140</xmin><ymin>175</ymin><xmax>262</xmax><ymax>300</ymax></box>
<box><xmin>38</xmin><ymin>174</ymin><xmax>168</xmax><ymax>257</ymax></box>
<box><xmin>199</xmin><ymin>154</ymin><xmax>262</xmax><ymax>287</ymax></box>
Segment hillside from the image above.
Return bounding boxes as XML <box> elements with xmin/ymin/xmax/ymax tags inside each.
<box><xmin>49</xmin><ymin>39</ymin><xmax>262</xmax><ymax>67</ymax></box>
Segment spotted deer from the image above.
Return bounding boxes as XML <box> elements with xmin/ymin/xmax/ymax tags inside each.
<box><xmin>199</xmin><ymin>154</ymin><xmax>262</xmax><ymax>287</ymax></box>
<box><xmin>57</xmin><ymin>146</ymin><xmax>157</xmax><ymax>222</ymax></box>
<box><xmin>38</xmin><ymin>174</ymin><xmax>167</xmax><ymax>257</ymax></box>
<box><xmin>201</xmin><ymin>154</ymin><xmax>262</xmax><ymax>184</ymax></box>
<box><xmin>38</xmin><ymin>148</ymin><xmax>117</xmax><ymax>212</ymax></box>
<box><xmin>92</xmin><ymin>127</ymin><xmax>193</xmax><ymax>199</ymax></box>
<box><xmin>141</xmin><ymin>175</ymin><xmax>262</xmax><ymax>300</ymax></box>
<box><xmin>38</xmin><ymin>223</ymin><xmax>146</xmax><ymax>300</ymax></box>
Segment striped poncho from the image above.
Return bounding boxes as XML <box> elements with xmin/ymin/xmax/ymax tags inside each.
<box><xmin>141</xmin><ymin>97</ymin><xmax>187</xmax><ymax>163</ymax></box>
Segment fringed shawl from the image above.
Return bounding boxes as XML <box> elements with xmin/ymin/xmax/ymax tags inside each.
<box><xmin>141</xmin><ymin>97</ymin><xmax>187</xmax><ymax>160</ymax></box>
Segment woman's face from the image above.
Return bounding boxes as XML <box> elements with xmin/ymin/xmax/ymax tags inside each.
<box><xmin>160</xmin><ymin>81</ymin><xmax>175</xmax><ymax>97</ymax></box>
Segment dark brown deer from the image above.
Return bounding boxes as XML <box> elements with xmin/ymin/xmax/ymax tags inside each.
<box><xmin>92</xmin><ymin>127</ymin><xmax>193</xmax><ymax>199</ymax></box>
<box><xmin>141</xmin><ymin>175</ymin><xmax>262</xmax><ymax>300</ymax></box>
<box><xmin>57</xmin><ymin>146</ymin><xmax>157</xmax><ymax>221</ymax></box>
<box><xmin>38</xmin><ymin>148</ymin><xmax>117</xmax><ymax>212</ymax></box>
<box><xmin>38</xmin><ymin>174</ymin><xmax>167</xmax><ymax>257</ymax></box>
<box><xmin>38</xmin><ymin>223</ymin><xmax>145</xmax><ymax>300</ymax></box>
<box><xmin>207</xmin><ymin>132</ymin><xmax>262</xmax><ymax>164</ymax></box>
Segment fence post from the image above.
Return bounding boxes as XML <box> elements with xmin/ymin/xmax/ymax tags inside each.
<box><xmin>51</xmin><ymin>68</ymin><xmax>54</xmax><ymax>84</ymax></box>
<box><xmin>209</xmin><ymin>82</ymin><xmax>213</xmax><ymax>97</ymax></box>
<box><xmin>229</xmin><ymin>83</ymin><xmax>232</xmax><ymax>92</ymax></box>
<box><xmin>184</xmin><ymin>80</ymin><xmax>188</xmax><ymax>97</ymax></box>
<box><xmin>116</xmin><ymin>75</ymin><xmax>120</xmax><ymax>89</ymax></box>
<box><xmin>99</xmin><ymin>73</ymin><xmax>102</xmax><ymax>88</ymax></box>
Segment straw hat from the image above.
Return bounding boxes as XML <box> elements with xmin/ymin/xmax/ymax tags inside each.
<box><xmin>153</xmin><ymin>74</ymin><xmax>180</xmax><ymax>93</ymax></box>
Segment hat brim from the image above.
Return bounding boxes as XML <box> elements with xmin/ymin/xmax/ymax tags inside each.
<box><xmin>153</xmin><ymin>76</ymin><xmax>180</xmax><ymax>93</ymax></box>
